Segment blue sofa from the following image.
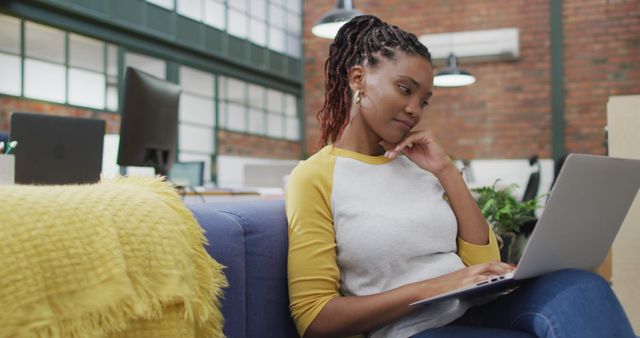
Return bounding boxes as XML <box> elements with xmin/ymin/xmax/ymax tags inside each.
<box><xmin>188</xmin><ymin>200</ymin><xmax>300</xmax><ymax>338</ymax></box>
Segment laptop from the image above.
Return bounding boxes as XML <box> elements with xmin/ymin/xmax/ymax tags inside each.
<box><xmin>11</xmin><ymin>112</ymin><xmax>105</xmax><ymax>185</ymax></box>
<box><xmin>411</xmin><ymin>154</ymin><xmax>640</xmax><ymax>306</ymax></box>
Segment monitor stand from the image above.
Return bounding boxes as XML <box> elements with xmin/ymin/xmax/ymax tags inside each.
<box><xmin>144</xmin><ymin>148</ymin><xmax>170</xmax><ymax>176</ymax></box>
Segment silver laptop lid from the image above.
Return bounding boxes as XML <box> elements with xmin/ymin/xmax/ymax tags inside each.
<box><xmin>515</xmin><ymin>154</ymin><xmax>640</xmax><ymax>279</ymax></box>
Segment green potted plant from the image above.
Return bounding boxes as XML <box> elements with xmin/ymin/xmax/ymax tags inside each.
<box><xmin>471</xmin><ymin>180</ymin><xmax>545</xmax><ymax>263</ymax></box>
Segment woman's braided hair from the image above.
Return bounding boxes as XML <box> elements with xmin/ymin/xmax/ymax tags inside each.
<box><xmin>317</xmin><ymin>15</ymin><xmax>432</xmax><ymax>147</ymax></box>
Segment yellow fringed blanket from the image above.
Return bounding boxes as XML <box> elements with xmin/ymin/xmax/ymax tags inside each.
<box><xmin>0</xmin><ymin>177</ymin><xmax>227</xmax><ymax>338</ymax></box>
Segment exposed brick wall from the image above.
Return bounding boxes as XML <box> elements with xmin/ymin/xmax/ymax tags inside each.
<box><xmin>217</xmin><ymin>129</ymin><xmax>301</xmax><ymax>159</ymax></box>
<box><xmin>563</xmin><ymin>0</ymin><xmax>640</xmax><ymax>155</ymax></box>
<box><xmin>0</xmin><ymin>96</ymin><xmax>121</xmax><ymax>134</ymax></box>
<box><xmin>303</xmin><ymin>0</ymin><xmax>640</xmax><ymax>159</ymax></box>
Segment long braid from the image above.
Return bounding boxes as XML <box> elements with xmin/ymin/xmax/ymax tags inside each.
<box><xmin>317</xmin><ymin>15</ymin><xmax>432</xmax><ymax>147</ymax></box>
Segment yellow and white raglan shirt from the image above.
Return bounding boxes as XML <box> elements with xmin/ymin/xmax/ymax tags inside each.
<box><xmin>286</xmin><ymin>145</ymin><xmax>499</xmax><ymax>338</ymax></box>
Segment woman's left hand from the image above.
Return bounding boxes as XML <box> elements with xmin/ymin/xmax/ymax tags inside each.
<box><xmin>380</xmin><ymin>130</ymin><xmax>454</xmax><ymax>176</ymax></box>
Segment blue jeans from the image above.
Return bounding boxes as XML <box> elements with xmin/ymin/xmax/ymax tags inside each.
<box><xmin>412</xmin><ymin>269</ymin><xmax>636</xmax><ymax>338</ymax></box>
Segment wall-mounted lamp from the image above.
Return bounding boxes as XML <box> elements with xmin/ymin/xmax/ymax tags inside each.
<box><xmin>311</xmin><ymin>0</ymin><xmax>363</xmax><ymax>39</ymax></box>
<box><xmin>433</xmin><ymin>53</ymin><xmax>476</xmax><ymax>87</ymax></box>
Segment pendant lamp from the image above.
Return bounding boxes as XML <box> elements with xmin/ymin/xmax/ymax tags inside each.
<box><xmin>312</xmin><ymin>0</ymin><xmax>363</xmax><ymax>39</ymax></box>
<box><xmin>433</xmin><ymin>53</ymin><xmax>476</xmax><ymax>87</ymax></box>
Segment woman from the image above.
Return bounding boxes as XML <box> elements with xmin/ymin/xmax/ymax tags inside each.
<box><xmin>286</xmin><ymin>14</ymin><xmax>635</xmax><ymax>338</ymax></box>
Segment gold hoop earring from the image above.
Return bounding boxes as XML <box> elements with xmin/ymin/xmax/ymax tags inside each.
<box><xmin>354</xmin><ymin>90</ymin><xmax>361</xmax><ymax>104</ymax></box>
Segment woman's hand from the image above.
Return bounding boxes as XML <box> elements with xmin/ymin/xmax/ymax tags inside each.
<box><xmin>380</xmin><ymin>130</ymin><xmax>454</xmax><ymax>176</ymax></box>
<box><xmin>417</xmin><ymin>261</ymin><xmax>517</xmax><ymax>297</ymax></box>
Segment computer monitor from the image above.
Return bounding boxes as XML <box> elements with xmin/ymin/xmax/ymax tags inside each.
<box><xmin>11</xmin><ymin>112</ymin><xmax>105</xmax><ymax>185</ymax></box>
<box><xmin>117</xmin><ymin>67</ymin><xmax>181</xmax><ymax>176</ymax></box>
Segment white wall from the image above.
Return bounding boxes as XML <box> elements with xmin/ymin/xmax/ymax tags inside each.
<box><xmin>216</xmin><ymin>154</ymin><xmax>299</xmax><ymax>189</ymax></box>
<box><xmin>101</xmin><ymin>134</ymin><xmax>120</xmax><ymax>178</ymax></box>
<box><xmin>101</xmin><ymin>134</ymin><xmax>158</xmax><ymax>179</ymax></box>
<box><xmin>608</xmin><ymin>95</ymin><xmax>640</xmax><ymax>334</ymax></box>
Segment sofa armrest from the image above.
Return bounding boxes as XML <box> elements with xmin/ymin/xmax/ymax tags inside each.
<box><xmin>190</xmin><ymin>200</ymin><xmax>300</xmax><ymax>338</ymax></box>
<box><xmin>189</xmin><ymin>204</ymin><xmax>247</xmax><ymax>338</ymax></box>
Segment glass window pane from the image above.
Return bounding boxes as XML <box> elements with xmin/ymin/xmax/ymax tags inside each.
<box><xmin>0</xmin><ymin>14</ymin><xmax>21</xmax><ymax>54</ymax></box>
<box><xmin>219</xmin><ymin>76</ymin><xmax>226</xmax><ymax>98</ymax></box>
<box><xmin>268</xmin><ymin>27</ymin><xmax>286</xmax><ymax>53</ymax></box>
<box><xmin>147</xmin><ymin>0</ymin><xmax>175</xmax><ymax>9</ymax></box>
<box><xmin>125</xmin><ymin>52</ymin><xmax>166</xmax><ymax>79</ymax></box>
<box><xmin>107</xmin><ymin>74</ymin><xmax>118</xmax><ymax>87</ymax></box>
<box><xmin>219</xmin><ymin>102</ymin><xmax>227</xmax><ymax>127</ymax></box>
<box><xmin>106</xmin><ymin>84</ymin><xmax>118</xmax><ymax>111</ymax></box>
<box><xmin>269</xmin><ymin>4</ymin><xmax>285</xmax><ymax>28</ymax></box>
<box><xmin>69</xmin><ymin>34</ymin><xmax>104</xmax><ymax>72</ymax></box>
<box><xmin>228</xmin><ymin>9</ymin><xmax>248</xmax><ymax>38</ymax></box>
<box><xmin>287</xmin><ymin>0</ymin><xmax>301</xmax><ymax>14</ymax></box>
<box><xmin>267</xmin><ymin>89</ymin><xmax>283</xmax><ymax>112</ymax></box>
<box><xmin>271</xmin><ymin>0</ymin><xmax>285</xmax><ymax>6</ymax></box>
<box><xmin>229</xmin><ymin>0</ymin><xmax>246</xmax><ymax>11</ymax></box>
<box><xmin>284</xmin><ymin>94</ymin><xmax>296</xmax><ymax>116</ymax></box>
<box><xmin>180</xmin><ymin>93</ymin><xmax>215</xmax><ymax>126</ymax></box>
<box><xmin>106</xmin><ymin>75</ymin><xmax>118</xmax><ymax>111</ymax></box>
<box><xmin>227</xmin><ymin>102</ymin><xmax>246</xmax><ymax>131</ymax></box>
<box><xmin>178</xmin><ymin>152</ymin><xmax>212</xmax><ymax>183</ymax></box>
<box><xmin>287</xmin><ymin>33</ymin><xmax>300</xmax><ymax>58</ymax></box>
<box><xmin>107</xmin><ymin>44</ymin><xmax>118</xmax><ymax>76</ymax></box>
<box><xmin>179</xmin><ymin>124</ymin><xmax>214</xmax><ymax>153</ymax></box>
<box><xmin>249</xmin><ymin>19</ymin><xmax>267</xmax><ymax>46</ymax></box>
<box><xmin>226</xmin><ymin>77</ymin><xmax>246</xmax><ymax>103</ymax></box>
<box><xmin>249</xmin><ymin>0</ymin><xmax>266</xmax><ymax>20</ymax></box>
<box><xmin>180</xmin><ymin>66</ymin><xmax>214</xmax><ymax>97</ymax></box>
<box><xmin>177</xmin><ymin>0</ymin><xmax>203</xmax><ymax>21</ymax></box>
<box><xmin>25</xmin><ymin>22</ymin><xmax>65</xmax><ymax>63</ymax></box>
<box><xmin>287</xmin><ymin>12</ymin><xmax>300</xmax><ymax>35</ymax></box>
<box><xmin>24</xmin><ymin>58</ymin><xmax>65</xmax><ymax>102</ymax></box>
<box><xmin>248</xmin><ymin>84</ymin><xmax>265</xmax><ymax>108</ymax></box>
<box><xmin>248</xmin><ymin>108</ymin><xmax>265</xmax><ymax>134</ymax></box>
<box><xmin>267</xmin><ymin>114</ymin><xmax>283</xmax><ymax>138</ymax></box>
<box><xmin>286</xmin><ymin>116</ymin><xmax>299</xmax><ymax>140</ymax></box>
<box><xmin>204</xmin><ymin>0</ymin><xmax>225</xmax><ymax>30</ymax></box>
<box><xmin>0</xmin><ymin>53</ymin><xmax>21</xmax><ymax>96</ymax></box>
<box><xmin>68</xmin><ymin>68</ymin><xmax>106</xmax><ymax>109</ymax></box>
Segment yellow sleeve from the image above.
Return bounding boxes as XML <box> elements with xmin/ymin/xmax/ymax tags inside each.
<box><xmin>456</xmin><ymin>227</ymin><xmax>500</xmax><ymax>266</ymax></box>
<box><xmin>286</xmin><ymin>154</ymin><xmax>340</xmax><ymax>337</ymax></box>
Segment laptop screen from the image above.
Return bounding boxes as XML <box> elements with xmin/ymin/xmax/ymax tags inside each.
<box><xmin>10</xmin><ymin>112</ymin><xmax>105</xmax><ymax>185</ymax></box>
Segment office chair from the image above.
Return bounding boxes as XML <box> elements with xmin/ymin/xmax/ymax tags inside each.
<box><xmin>550</xmin><ymin>154</ymin><xmax>568</xmax><ymax>190</ymax></box>
<box><xmin>522</xmin><ymin>155</ymin><xmax>541</xmax><ymax>203</ymax></box>
<box><xmin>169</xmin><ymin>161</ymin><xmax>205</xmax><ymax>188</ymax></box>
<box><xmin>521</xmin><ymin>155</ymin><xmax>541</xmax><ymax>235</ymax></box>
<box><xmin>168</xmin><ymin>161</ymin><xmax>206</xmax><ymax>202</ymax></box>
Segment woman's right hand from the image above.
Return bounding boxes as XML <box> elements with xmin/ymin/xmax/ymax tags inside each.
<box><xmin>417</xmin><ymin>261</ymin><xmax>517</xmax><ymax>298</ymax></box>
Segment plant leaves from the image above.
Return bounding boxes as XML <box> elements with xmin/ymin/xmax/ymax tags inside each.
<box><xmin>473</xmin><ymin>182</ymin><xmax>544</xmax><ymax>235</ymax></box>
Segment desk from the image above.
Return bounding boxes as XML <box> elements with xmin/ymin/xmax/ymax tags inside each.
<box><xmin>177</xmin><ymin>188</ymin><xmax>273</xmax><ymax>203</ymax></box>
<box><xmin>183</xmin><ymin>190</ymin><xmax>260</xmax><ymax>197</ymax></box>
